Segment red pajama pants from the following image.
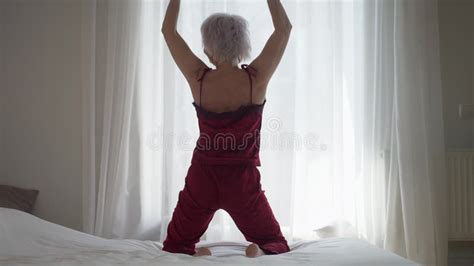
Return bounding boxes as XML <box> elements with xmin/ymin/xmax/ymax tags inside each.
<box><xmin>162</xmin><ymin>163</ymin><xmax>290</xmax><ymax>256</ymax></box>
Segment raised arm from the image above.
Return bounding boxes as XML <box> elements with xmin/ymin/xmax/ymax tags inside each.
<box><xmin>161</xmin><ymin>0</ymin><xmax>208</xmax><ymax>84</ymax></box>
<box><xmin>250</xmin><ymin>0</ymin><xmax>292</xmax><ymax>87</ymax></box>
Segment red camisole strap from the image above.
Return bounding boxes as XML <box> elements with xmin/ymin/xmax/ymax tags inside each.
<box><xmin>198</xmin><ymin>67</ymin><xmax>212</xmax><ymax>106</ymax></box>
<box><xmin>241</xmin><ymin>64</ymin><xmax>257</xmax><ymax>105</ymax></box>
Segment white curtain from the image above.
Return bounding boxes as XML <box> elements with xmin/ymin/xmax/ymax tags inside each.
<box><xmin>82</xmin><ymin>0</ymin><xmax>144</xmax><ymax>238</ymax></box>
<box><xmin>81</xmin><ymin>0</ymin><xmax>447</xmax><ymax>265</ymax></box>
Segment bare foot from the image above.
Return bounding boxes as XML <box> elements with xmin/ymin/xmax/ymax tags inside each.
<box><xmin>245</xmin><ymin>243</ymin><xmax>265</xmax><ymax>258</ymax></box>
<box><xmin>193</xmin><ymin>247</ymin><xmax>212</xmax><ymax>256</ymax></box>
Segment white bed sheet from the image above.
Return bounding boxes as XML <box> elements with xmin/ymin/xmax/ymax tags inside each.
<box><xmin>0</xmin><ymin>208</ymin><xmax>416</xmax><ymax>265</ymax></box>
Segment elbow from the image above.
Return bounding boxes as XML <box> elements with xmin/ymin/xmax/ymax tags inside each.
<box><xmin>161</xmin><ymin>21</ymin><xmax>174</xmax><ymax>35</ymax></box>
<box><xmin>160</xmin><ymin>20</ymin><xmax>165</xmax><ymax>33</ymax></box>
<box><xmin>276</xmin><ymin>18</ymin><xmax>293</xmax><ymax>33</ymax></box>
<box><xmin>275</xmin><ymin>23</ymin><xmax>292</xmax><ymax>35</ymax></box>
<box><xmin>161</xmin><ymin>26</ymin><xmax>176</xmax><ymax>36</ymax></box>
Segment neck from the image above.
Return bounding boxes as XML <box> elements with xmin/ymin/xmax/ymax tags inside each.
<box><xmin>215</xmin><ymin>61</ymin><xmax>239</xmax><ymax>71</ymax></box>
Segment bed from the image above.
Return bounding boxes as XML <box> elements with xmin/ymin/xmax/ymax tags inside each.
<box><xmin>0</xmin><ymin>207</ymin><xmax>417</xmax><ymax>265</ymax></box>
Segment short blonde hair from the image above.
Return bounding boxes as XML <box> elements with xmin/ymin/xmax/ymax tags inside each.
<box><xmin>201</xmin><ymin>13</ymin><xmax>251</xmax><ymax>66</ymax></box>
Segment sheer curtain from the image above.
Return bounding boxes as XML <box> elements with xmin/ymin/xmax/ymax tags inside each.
<box><xmin>81</xmin><ymin>0</ymin><xmax>447</xmax><ymax>265</ymax></box>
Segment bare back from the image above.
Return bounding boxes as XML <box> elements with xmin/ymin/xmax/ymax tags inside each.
<box><xmin>190</xmin><ymin>65</ymin><xmax>267</xmax><ymax>113</ymax></box>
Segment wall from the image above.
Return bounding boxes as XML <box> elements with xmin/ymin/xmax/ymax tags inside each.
<box><xmin>439</xmin><ymin>1</ymin><xmax>474</xmax><ymax>264</ymax></box>
<box><xmin>439</xmin><ymin>0</ymin><xmax>474</xmax><ymax>150</ymax></box>
<box><xmin>2</xmin><ymin>0</ymin><xmax>83</xmax><ymax>231</ymax></box>
<box><xmin>1</xmin><ymin>2</ymin><xmax>5</xmax><ymax>178</ymax></box>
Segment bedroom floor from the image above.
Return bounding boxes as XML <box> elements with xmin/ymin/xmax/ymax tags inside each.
<box><xmin>448</xmin><ymin>241</ymin><xmax>474</xmax><ymax>266</ymax></box>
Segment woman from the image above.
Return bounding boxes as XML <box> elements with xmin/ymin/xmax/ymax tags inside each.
<box><xmin>161</xmin><ymin>0</ymin><xmax>292</xmax><ymax>257</ymax></box>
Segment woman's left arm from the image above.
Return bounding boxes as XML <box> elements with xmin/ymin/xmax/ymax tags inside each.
<box><xmin>161</xmin><ymin>0</ymin><xmax>208</xmax><ymax>83</ymax></box>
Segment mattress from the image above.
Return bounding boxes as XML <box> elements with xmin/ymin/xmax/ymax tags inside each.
<box><xmin>0</xmin><ymin>207</ymin><xmax>417</xmax><ymax>265</ymax></box>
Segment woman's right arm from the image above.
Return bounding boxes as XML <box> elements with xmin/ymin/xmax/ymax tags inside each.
<box><xmin>250</xmin><ymin>0</ymin><xmax>292</xmax><ymax>88</ymax></box>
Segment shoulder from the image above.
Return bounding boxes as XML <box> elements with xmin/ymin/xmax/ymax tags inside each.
<box><xmin>242</xmin><ymin>64</ymin><xmax>268</xmax><ymax>103</ymax></box>
<box><xmin>187</xmin><ymin>66</ymin><xmax>213</xmax><ymax>99</ymax></box>
<box><xmin>244</xmin><ymin>64</ymin><xmax>269</xmax><ymax>90</ymax></box>
<box><xmin>197</xmin><ymin>66</ymin><xmax>212</xmax><ymax>81</ymax></box>
<box><xmin>187</xmin><ymin>66</ymin><xmax>211</xmax><ymax>87</ymax></box>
